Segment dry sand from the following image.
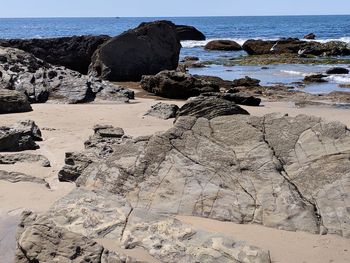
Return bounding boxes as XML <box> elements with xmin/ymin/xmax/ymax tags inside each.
<box><xmin>0</xmin><ymin>95</ymin><xmax>349</xmax><ymax>262</ymax></box>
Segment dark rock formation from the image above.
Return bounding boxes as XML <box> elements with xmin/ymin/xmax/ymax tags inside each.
<box><xmin>233</xmin><ymin>76</ymin><xmax>261</xmax><ymax>87</ymax></box>
<box><xmin>0</xmin><ymin>120</ymin><xmax>42</xmax><ymax>152</ymax></box>
<box><xmin>89</xmin><ymin>21</ymin><xmax>181</xmax><ymax>81</ymax></box>
<box><xmin>0</xmin><ymin>47</ymin><xmax>132</xmax><ymax>103</ymax></box>
<box><xmin>141</xmin><ymin>70</ymin><xmax>219</xmax><ymax>99</ymax></box>
<box><xmin>304</xmin><ymin>33</ymin><xmax>316</xmax><ymax>40</ymax></box>
<box><xmin>176</xmin><ymin>96</ymin><xmax>249</xmax><ymax>120</ymax></box>
<box><xmin>0</xmin><ymin>89</ymin><xmax>32</xmax><ymax>114</ymax></box>
<box><xmin>201</xmin><ymin>92</ymin><xmax>261</xmax><ymax>106</ymax></box>
<box><xmin>326</xmin><ymin>67</ymin><xmax>349</xmax><ymax>74</ymax></box>
<box><xmin>175</xmin><ymin>25</ymin><xmax>206</xmax><ymax>41</ymax></box>
<box><xmin>0</xmin><ymin>35</ymin><xmax>110</xmax><ymax>74</ymax></box>
<box><xmin>181</xmin><ymin>56</ymin><xmax>199</xmax><ymax>62</ymax></box>
<box><xmin>304</xmin><ymin>74</ymin><xmax>327</xmax><ymax>83</ymax></box>
<box><xmin>145</xmin><ymin>102</ymin><xmax>179</xmax><ymax>119</ymax></box>
<box><xmin>205</xmin><ymin>40</ymin><xmax>242</xmax><ymax>51</ymax></box>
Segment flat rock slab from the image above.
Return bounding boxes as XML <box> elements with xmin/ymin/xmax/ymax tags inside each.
<box><xmin>0</xmin><ymin>153</ymin><xmax>50</xmax><ymax>167</ymax></box>
<box><xmin>0</xmin><ymin>170</ymin><xmax>49</xmax><ymax>188</ymax></box>
<box><xmin>0</xmin><ymin>89</ymin><xmax>32</xmax><ymax>114</ymax></box>
<box><xmin>145</xmin><ymin>102</ymin><xmax>179</xmax><ymax>120</ymax></box>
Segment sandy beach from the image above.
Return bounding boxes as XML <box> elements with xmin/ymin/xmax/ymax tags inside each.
<box><xmin>1</xmin><ymin>92</ymin><xmax>350</xmax><ymax>262</ymax></box>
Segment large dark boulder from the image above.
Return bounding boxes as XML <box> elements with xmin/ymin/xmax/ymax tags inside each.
<box><xmin>0</xmin><ymin>35</ymin><xmax>110</xmax><ymax>74</ymax></box>
<box><xmin>201</xmin><ymin>92</ymin><xmax>261</xmax><ymax>106</ymax></box>
<box><xmin>304</xmin><ymin>33</ymin><xmax>316</xmax><ymax>40</ymax></box>
<box><xmin>233</xmin><ymin>76</ymin><xmax>261</xmax><ymax>87</ymax></box>
<box><xmin>205</xmin><ymin>40</ymin><xmax>242</xmax><ymax>51</ymax></box>
<box><xmin>89</xmin><ymin>21</ymin><xmax>181</xmax><ymax>81</ymax></box>
<box><xmin>141</xmin><ymin>70</ymin><xmax>219</xmax><ymax>99</ymax></box>
<box><xmin>0</xmin><ymin>89</ymin><xmax>32</xmax><ymax>114</ymax></box>
<box><xmin>304</xmin><ymin>74</ymin><xmax>328</xmax><ymax>83</ymax></box>
<box><xmin>326</xmin><ymin>67</ymin><xmax>349</xmax><ymax>74</ymax></box>
<box><xmin>175</xmin><ymin>25</ymin><xmax>206</xmax><ymax>40</ymax></box>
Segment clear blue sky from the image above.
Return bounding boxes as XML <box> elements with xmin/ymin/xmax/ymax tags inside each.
<box><xmin>1</xmin><ymin>0</ymin><xmax>349</xmax><ymax>17</ymax></box>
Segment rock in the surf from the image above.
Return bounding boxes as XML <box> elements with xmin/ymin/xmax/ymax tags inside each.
<box><xmin>304</xmin><ymin>33</ymin><xmax>316</xmax><ymax>40</ymax></box>
<box><xmin>205</xmin><ymin>40</ymin><xmax>242</xmax><ymax>51</ymax></box>
<box><xmin>326</xmin><ymin>67</ymin><xmax>349</xmax><ymax>74</ymax></box>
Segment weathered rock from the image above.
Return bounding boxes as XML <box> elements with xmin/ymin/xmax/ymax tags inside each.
<box><xmin>145</xmin><ymin>102</ymin><xmax>179</xmax><ymax>120</ymax></box>
<box><xmin>0</xmin><ymin>170</ymin><xmax>49</xmax><ymax>187</ymax></box>
<box><xmin>326</xmin><ymin>67</ymin><xmax>349</xmax><ymax>74</ymax></box>
<box><xmin>195</xmin><ymin>75</ymin><xmax>234</xmax><ymax>90</ymax></box>
<box><xmin>182</xmin><ymin>56</ymin><xmax>199</xmax><ymax>62</ymax></box>
<box><xmin>61</xmin><ymin>114</ymin><xmax>350</xmax><ymax>238</ymax></box>
<box><xmin>141</xmin><ymin>70</ymin><xmax>219</xmax><ymax>99</ymax></box>
<box><xmin>304</xmin><ymin>33</ymin><xmax>316</xmax><ymax>40</ymax></box>
<box><xmin>0</xmin><ymin>89</ymin><xmax>32</xmax><ymax>114</ymax></box>
<box><xmin>89</xmin><ymin>21</ymin><xmax>181</xmax><ymax>81</ymax></box>
<box><xmin>0</xmin><ymin>120</ymin><xmax>42</xmax><ymax>152</ymax></box>
<box><xmin>0</xmin><ymin>35</ymin><xmax>110</xmax><ymax>74</ymax></box>
<box><xmin>96</xmin><ymin>85</ymin><xmax>135</xmax><ymax>102</ymax></box>
<box><xmin>176</xmin><ymin>96</ymin><xmax>250</xmax><ymax>120</ymax></box>
<box><xmin>15</xmin><ymin>211</ymin><xmax>131</xmax><ymax>263</ymax></box>
<box><xmin>205</xmin><ymin>40</ymin><xmax>242</xmax><ymax>51</ymax></box>
<box><xmin>304</xmin><ymin>74</ymin><xmax>327</xmax><ymax>83</ymax></box>
<box><xmin>0</xmin><ymin>46</ymin><xmax>133</xmax><ymax>104</ymax></box>
<box><xmin>94</xmin><ymin>125</ymin><xmax>125</xmax><ymax>138</ymax></box>
<box><xmin>233</xmin><ymin>76</ymin><xmax>261</xmax><ymax>87</ymax></box>
<box><xmin>201</xmin><ymin>92</ymin><xmax>261</xmax><ymax>106</ymax></box>
<box><xmin>175</xmin><ymin>25</ymin><xmax>206</xmax><ymax>41</ymax></box>
<box><xmin>0</xmin><ymin>153</ymin><xmax>50</xmax><ymax>167</ymax></box>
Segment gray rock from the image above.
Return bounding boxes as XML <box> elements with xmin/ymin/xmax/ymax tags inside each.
<box><xmin>89</xmin><ymin>21</ymin><xmax>181</xmax><ymax>81</ymax></box>
<box><xmin>232</xmin><ymin>76</ymin><xmax>261</xmax><ymax>87</ymax></box>
<box><xmin>0</xmin><ymin>89</ymin><xmax>32</xmax><ymax>114</ymax></box>
<box><xmin>0</xmin><ymin>120</ymin><xmax>42</xmax><ymax>152</ymax></box>
<box><xmin>0</xmin><ymin>153</ymin><xmax>50</xmax><ymax>167</ymax></box>
<box><xmin>145</xmin><ymin>102</ymin><xmax>179</xmax><ymax>120</ymax></box>
<box><xmin>0</xmin><ymin>170</ymin><xmax>49</xmax><ymax>187</ymax></box>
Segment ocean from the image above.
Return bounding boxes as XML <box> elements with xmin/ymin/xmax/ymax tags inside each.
<box><xmin>0</xmin><ymin>16</ymin><xmax>350</xmax><ymax>93</ymax></box>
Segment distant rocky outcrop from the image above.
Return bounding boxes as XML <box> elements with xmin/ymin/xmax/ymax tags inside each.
<box><xmin>175</xmin><ymin>25</ymin><xmax>206</xmax><ymax>41</ymax></box>
<box><xmin>0</xmin><ymin>35</ymin><xmax>110</xmax><ymax>74</ymax></box>
<box><xmin>204</xmin><ymin>40</ymin><xmax>242</xmax><ymax>51</ymax></box>
<box><xmin>89</xmin><ymin>21</ymin><xmax>181</xmax><ymax>81</ymax></box>
<box><xmin>141</xmin><ymin>70</ymin><xmax>219</xmax><ymax>99</ymax></box>
<box><xmin>0</xmin><ymin>89</ymin><xmax>32</xmax><ymax>114</ymax></box>
<box><xmin>0</xmin><ymin>46</ymin><xmax>133</xmax><ymax>103</ymax></box>
<box><xmin>304</xmin><ymin>33</ymin><xmax>316</xmax><ymax>40</ymax></box>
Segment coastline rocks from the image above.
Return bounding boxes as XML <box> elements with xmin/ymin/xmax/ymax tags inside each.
<box><xmin>326</xmin><ymin>67</ymin><xmax>349</xmax><ymax>74</ymax></box>
<box><xmin>0</xmin><ymin>89</ymin><xmax>32</xmax><ymax>114</ymax></box>
<box><xmin>89</xmin><ymin>21</ymin><xmax>181</xmax><ymax>81</ymax></box>
<box><xmin>0</xmin><ymin>46</ymin><xmax>133</xmax><ymax>103</ymax></box>
<box><xmin>0</xmin><ymin>170</ymin><xmax>49</xmax><ymax>187</ymax></box>
<box><xmin>0</xmin><ymin>35</ymin><xmax>110</xmax><ymax>74</ymax></box>
<box><xmin>145</xmin><ymin>102</ymin><xmax>179</xmax><ymax>119</ymax></box>
<box><xmin>141</xmin><ymin>70</ymin><xmax>219</xmax><ymax>99</ymax></box>
<box><xmin>0</xmin><ymin>120</ymin><xmax>42</xmax><ymax>152</ymax></box>
<box><xmin>0</xmin><ymin>153</ymin><xmax>50</xmax><ymax>167</ymax></box>
<box><xmin>304</xmin><ymin>33</ymin><xmax>316</xmax><ymax>40</ymax></box>
<box><xmin>304</xmin><ymin>74</ymin><xmax>327</xmax><ymax>83</ymax></box>
<box><xmin>204</xmin><ymin>40</ymin><xmax>242</xmax><ymax>51</ymax></box>
<box><xmin>175</xmin><ymin>25</ymin><xmax>206</xmax><ymax>41</ymax></box>
<box><xmin>233</xmin><ymin>76</ymin><xmax>261</xmax><ymax>87</ymax></box>
<box><xmin>201</xmin><ymin>92</ymin><xmax>261</xmax><ymax>106</ymax></box>
<box><xmin>176</xmin><ymin>96</ymin><xmax>249</xmax><ymax>120</ymax></box>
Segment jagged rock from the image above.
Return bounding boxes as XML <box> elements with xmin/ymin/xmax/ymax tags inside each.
<box><xmin>304</xmin><ymin>33</ymin><xmax>316</xmax><ymax>40</ymax></box>
<box><xmin>96</xmin><ymin>85</ymin><xmax>135</xmax><ymax>102</ymax></box>
<box><xmin>181</xmin><ymin>56</ymin><xmax>199</xmax><ymax>62</ymax></box>
<box><xmin>94</xmin><ymin>125</ymin><xmax>125</xmax><ymax>138</ymax></box>
<box><xmin>141</xmin><ymin>70</ymin><xmax>219</xmax><ymax>99</ymax></box>
<box><xmin>326</xmin><ymin>67</ymin><xmax>349</xmax><ymax>74</ymax></box>
<box><xmin>89</xmin><ymin>21</ymin><xmax>181</xmax><ymax>81</ymax></box>
<box><xmin>194</xmin><ymin>75</ymin><xmax>235</xmax><ymax>90</ymax></box>
<box><xmin>204</xmin><ymin>40</ymin><xmax>242</xmax><ymax>51</ymax></box>
<box><xmin>304</xmin><ymin>74</ymin><xmax>327</xmax><ymax>83</ymax></box>
<box><xmin>43</xmin><ymin>188</ymin><xmax>271</xmax><ymax>263</ymax></box>
<box><xmin>0</xmin><ymin>89</ymin><xmax>32</xmax><ymax>114</ymax></box>
<box><xmin>0</xmin><ymin>120</ymin><xmax>42</xmax><ymax>151</ymax></box>
<box><xmin>0</xmin><ymin>46</ymin><xmax>132</xmax><ymax>104</ymax></box>
<box><xmin>145</xmin><ymin>102</ymin><xmax>179</xmax><ymax>120</ymax></box>
<box><xmin>15</xmin><ymin>211</ymin><xmax>132</xmax><ymax>263</ymax></box>
<box><xmin>61</xmin><ymin>114</ymin><xmax>350</xmax><ymax>238</ymax></box>
<box><xmin>0</xmin><ymin>153</ymin><xmax>50</xmax><ymax>167</ymax></box>
<box><xmin>233</xmin><ymin>76</ymin><xmax>261</xmax><ymax>87</ymax></box>
<box><xmin>0</xmin><ymin>170</ymin><xmax>49</xmax><ymax>187</ymax></box>
<box><xmin>201</xmin><ymin>92</ymin><xmax>261</xmax><ymax>106</ymax></box>
<box><xmin>0</xmin><ymin>35</ymin><xmax>110</xmax><ymax>74</ymax></box>
<box><xmin>175</xmin><ymin>25</ymin><xmax>206</xmax><ymax>41</ymax></box>
<box><xmin>176</xmin><ymin>96</ymin><xmax>249</xmax><ymax>120</ymax></box>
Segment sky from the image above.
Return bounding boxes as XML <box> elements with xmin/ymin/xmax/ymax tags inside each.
<box><xmin>0</xmin><ymin>0</ymin><xmax>350</xmax><ymax>18</ymax></box>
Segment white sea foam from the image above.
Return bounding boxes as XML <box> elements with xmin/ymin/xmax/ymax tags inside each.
<box><xmin>280</xmin><ymin>70</ymin><xmax>308</xmax><ymax>77</ymax></box>
<box><xmin>325</xmin><ymin>75</ymin><xmax>350</xmax><ymax>84</ymax></box>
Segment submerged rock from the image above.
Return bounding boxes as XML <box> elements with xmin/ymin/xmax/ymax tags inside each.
<box><xmin>175</xmin><ymin>25</ymin><xmax>206</xmax><ymax>41</ymax></box>
<box><xmin>89</xmin><ymin>20</ymin><xmax>181</xmax><ymax>81</ymax></box>
<box><xmin>205</xmin><ymin>40</ymin><xmax>242</xmax><ymax>51</ymax></box>
<box><xmin>145</xmin><ymin>102</ymin><xmax>179</xmax><ymax>120</ymax></box>
<box><xmin>326</xmin><ymin>67</ymin><xmax>349</xmax><ymax>74</ymax></box>
<box><xmin>0</xmin><ymin>89</ymin><xmax>32</xmax><ymax>114</ymax></box>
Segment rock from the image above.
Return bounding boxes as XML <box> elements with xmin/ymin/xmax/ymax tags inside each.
<box><xmin>181</xmin><ymin>56</ymin><xmax>199</xmax><ymax>62</ymax></box>
<box><xmin>61</xmin><ymin>114</ymin><xmax>350</xmax><ymax>238</ymax></box>
<box><xmin>326</xmin><ymin>67</ymin><xmax>349</xmax><ymax>74</ymax></box>
<box><xmin>0</xmin><ymin>35</ymin><xmax>110</xmax><ymax>74</ymax></box>
<box><xmin>0</xmin><ymin>89</ymin><xmax>32</xmax><ymax>114</ymax></box>
<box><xmin>0</xmin><ymin>170</ymin><xmax>49</xmax><ymax>187</ymax></box>
<box><xmin>201</xmin><ymin>92</ymin><xmax>261</xmax><ymax>106</ymax></box>
<box><xmin>89</xmin><ymin>21</ymin><xmax>181</xmax><ymax>81</ymax></box>
<box><xmin>15</xmin><ymin>211</ymin><xmax>131</xmax><ymax>263</ymax></box>
<box><xmin>195</xmin><ymin>75</ymin><xmax>234</xmax><ymax>90</ymax></box>
<box><xmin>145</xmin><ymin>102</ymin><xmax>179</xmax><ymax>119</ymax></box>
<box><xmin>204</xmin><ymin>40</ymin><xmax>242</xmax><ymax>51</ymax></box>
<box><xmin>0</xmin><ymin>153</ymin><xmax>50</xmax><ymax>167</ymax></box>
<box><xmin>94</xmin><ymin>125</ymin><xmax>125</xmax><ymax>138</ymax></box>
<box><xmin>304</xmin><ymin>74</ymin><xmax>327</xmax><ymax>83</ymax></box>
<box><xmin>0</xmin><ymin>120</ymin><xmax>42</xmax><ymax>151</ymax></box>
<box><xmin>0</xmin><ymin>46</ymin><xmax>133</xmax><ymax>103</ymax></box>
<box><xmin>175</xmin><ymin>96</ymin><xmax>249</xmax><ymax>120</ymax></box>
<box><xmin>175</xmin><ymin>25</ymin><xmax>206</xmax><ymax>41</ymax></box>
<box><xmin>233</xmin><ymin>76</ymin><xmax>261</xmax><ymax>87</ymax></box>
<box><xmin>96</xmin><ymin>85</ymin><xmax>135</xmax><ymax>102</ymax></box>
<box><xmin>141</xmin><ymin>70</ymin><xmax>219</xmax><ymax>99</ymax></box>
<box><xmin>304</xmin><ymin>33</ymin><xmax>316</xmax><ymax>40</ymax></box>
